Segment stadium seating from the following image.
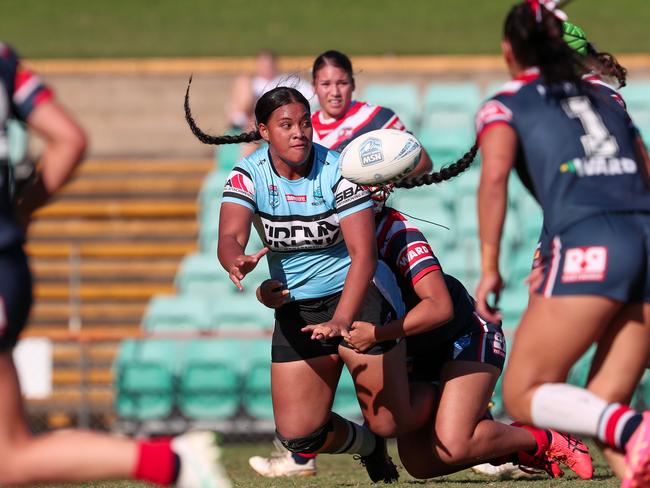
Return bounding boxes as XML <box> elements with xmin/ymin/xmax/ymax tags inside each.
<box><xmin>241</xmin><ymin>339</ymin><xmax>273</xmax><ymax>419</ymax></box>
<box><xmin>114</xmin><ymin>339</ymin><xmax>180</xmax><ymax>420</ymax></box>
<box><xmin>177</xmin><ymin>339</ymin><xmax>243</xmax><ymax>419</ymax></box>
<box><xmin>142</xmin><ymin>295</ymin><xmax>212</xmax><ymax>332</ymax></box>
<box><xmin>361</xmin><ymin>83</ymin><xmax>420</xmax><ymax>129</ymax></box>
<box><xmin>622</xmin><ymin>82</ymin><xmax>650</xmax><ymax>140</ymax></box>
<box><xmin>174</xmin><ymin>252</ymin><xmax>228</xmax><ymax>296</ymax></box>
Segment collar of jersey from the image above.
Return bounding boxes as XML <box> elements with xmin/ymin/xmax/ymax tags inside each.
<box><xmin>267</xmin><ymin>147</ymin><xmax>316</xmax><ymax>183</ymax></box>
<box><xmin>313</xmin><ymin>101</ymin><xmax>362</xmax><ymax>129</ymax></box>
<box><xmin>514</xmin><ymin>67</ymin><xmax>541</xmax><ymax>83</ymax></box>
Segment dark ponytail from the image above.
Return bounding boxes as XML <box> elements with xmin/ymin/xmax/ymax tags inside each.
<box><xmin>590</xmin><ymin>48</ymin><xmax>628</xmax><ymax>88</ymax></box>
<box><xmin>505</xmin><ymin>3</ymin><xmax>583</xmax><ymax>86</ymax></box>
<box><xmin>395</xmin><ymin>144</ymin><xmax>478</xmax><ymax>189</ymax></box>
<box><xmin>184</xmin><ymin>76</ymin><xmax>311</xmax><ymax>146</ymax></box>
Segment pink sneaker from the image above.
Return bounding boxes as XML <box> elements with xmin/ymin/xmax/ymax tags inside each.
<box><xmin>546</xmin><ymin>430</ymin><xmax>593</xmax><ymax>480</ymax></box>
<box><xmin>623</xmin><ymin>412</ymin><xmax>650</xmax><ymax>488</ymax></box>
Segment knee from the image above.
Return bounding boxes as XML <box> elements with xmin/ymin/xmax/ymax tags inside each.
<box><xmin>502</xmin><ymin>371</ymin><xmax>532</xmax><ymax>423</ymax></box>
<box><xmin>434</xmin><ymin>431</ymin><xmax>471</xmax><ymax>466</ymax></box>
<box><xmin>364</xmin><ymin>412</ymin><xmax>400</xmax><ymax>438</ymax></box>
<box><xmin>276</xmin><ymin>420</ymin><xmax>331</xmax><ymax>454</ymax></box>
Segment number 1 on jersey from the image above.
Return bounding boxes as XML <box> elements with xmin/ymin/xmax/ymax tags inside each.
<box><xmin>562</xmin><ymin>96</ymin><xmax>619</xmax><ymax>157</ymax></box>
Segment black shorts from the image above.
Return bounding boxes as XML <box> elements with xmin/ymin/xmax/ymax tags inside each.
<box><xmin>271</xmin><ymin>283</ymin><xmax>398</xmax><ymax>363</ymax></box>
<box><xmin>0</xmin><ymin>246</ymin><xmax>32</xmax><ymax>352</ymax></box>
<box><xmin>408</xmin><ymin>313</ymin><xmax>506</xmax><ymax>384</ymax></box>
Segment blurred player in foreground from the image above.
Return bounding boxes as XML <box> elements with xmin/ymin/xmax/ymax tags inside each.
<box><xmin>472</xmin><ymin>2</ymin><xmax>650</xmax><ymax>486</ymax></box>
<box><xmin>0</xmin><ymin>43</ymin><xmax>229</xmax><ymax>487</ymax></box>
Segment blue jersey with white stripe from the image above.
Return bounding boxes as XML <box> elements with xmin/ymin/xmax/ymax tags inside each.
<box><xmin>222</xmin><ymin>143</ymin><xmax>372</xmax><ymax>300</ymax></box>
<box><xmin>476</xmin><ymin>69</ymin><xmax>650</xmax><ymax>236</ymax></box>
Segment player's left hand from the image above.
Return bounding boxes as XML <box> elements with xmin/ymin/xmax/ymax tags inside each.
<box><xmin>346</xmin><ymin>321</ymin><xmax>378</xmax><ymax>353</ymax></box>
<box><xmin>302</xmin><ymin>318</ymin><xmax>351</xmax><ymax>341</ymax></box>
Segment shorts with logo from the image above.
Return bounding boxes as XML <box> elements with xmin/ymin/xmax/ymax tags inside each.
<box><xmin>407</xmin><ymin>315</ymin><xmax>507</xmax><ymax>383</ymax></box>
<box><xmin>536</xmin><ymin>212</ymin><xmax>650</xmax><ymax>303</ymax></box>
<box><xmin>0</xmin><ymin>246</ymin><xmax>32</xmax><ymax>352</ymax></box>
<box><xmin>271</xmin><ymin>283</ymin><xmax>399</xmax><ymax>363</ymax></box>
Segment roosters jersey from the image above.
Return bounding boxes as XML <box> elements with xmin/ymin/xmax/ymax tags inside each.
<box><xmin>0</xmin><ymin>43</ymin><xmax>53</xmax><ymax>250</ymax></box>
<box><xmin>222</xmin><ymin>143</ymin><xmax>372</xmax><ymax>300</ymax></box>
<box><xmin>376</xmin><ymin>207</ymin><xmax>477</xmax><ymax>343</ymax></box>
<box><xmin>476</xmin><ymin>68</ymin><xmax>649</xmax><ymax>237</ymax></box>
<box><xmin>312</xmin><ymin>101</ymin><xmax>405</xmax><ymax>152</ymax></box>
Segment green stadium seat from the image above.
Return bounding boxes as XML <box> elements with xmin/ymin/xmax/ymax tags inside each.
<box><xmin>243</xmin><ymin>361</ymin><xmax>273</xmax><ymax>420</ymax></box>
<box><xmin>209</xmin><ymin>289</ymin><xmax>274</xmax><ymax>331</ymax></box>
<box><xmin>417</xmin><ymin>121</ymin><xmax>474</xmax><ymax>165</ymax></box>
<box><xmin>214</xmin><ymin>136</ymin><xmax>243</xmax><ymax>172</ymax></box>
<box><xmin>174</xmin><ymin>252</ymin><xmax>230</xmax><ymax>296</ymax></box>
<box><xmin>423</xmin><ymin>82</ymin><xmax>481</xmax><ymax>114</ymax></box>
<box><xmin>362</xmin><ymin>83</ymin><xmax>419</xmax><ymax>129</ymax></box>
<box><xmin>333</xmin><ymin>368</ymin><xmax>362</xmax><ymax>420</ymax></box>
<box><xmin>484</xmin><ymin>81</ymin><xmax>509</xmax><ymax>99</ymax></box>
<box><xmin>499</xmin><ymin>286</ymin><xmax>530</xmax><ymax>329</ymax></box>
<box><xmin>198</xmin><ymin>170</ymin><xmax>226</xmax><ymax>214</ymax></box>
<box><xmin>177</xmin><ymin>339</ymin><xmax>244</xmax><ymax>420</ymax></box>
<box><xmin>621</xmin><ymin>82</ymin><xmax>650</xmax><ymax>141</ymax></box>
<box><xmin>142</xmin><ymin>295</ymin><xmax>212</xmax><ymax>332</ymax></box>
<box><xmin>566</xmin><ymin>346</ymin><xmax>596</xmax><ymax>388</ymax></box>
<box><xmin>114</xmin><ymin>339</ymin><xmax>181</xmax><ymax>420</ymax></box>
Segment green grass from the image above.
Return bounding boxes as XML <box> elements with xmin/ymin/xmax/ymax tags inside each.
<box><xmin>29</xmin><ymin>441</ymin><xmax>619</xmax><ymax>487</ymax></box>
<box><xmin>2</xmin><ymin>0</ymin><xmax>650</xmax><ymax>58</ymax></box>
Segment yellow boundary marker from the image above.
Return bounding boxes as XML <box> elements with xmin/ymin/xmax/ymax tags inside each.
<box><xmin>27</xmin><ymin>55</ymin><xmax>650</xmax><ymax>76</ymax></box>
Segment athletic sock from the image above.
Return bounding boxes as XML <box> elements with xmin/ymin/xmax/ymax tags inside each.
<box><xmin>530</xmin><ymin>383</ymin><xmax>643</xmax><ymax>451</ymax></box>
<box><xmin>512</xmin><ymin>422</ymin><xmax>551</xmax><ymax>456</ymax></box>
<box><xmin>597</xmin><ymin>403</ymin><xmax>644</xmax><ymax>450</ymax></box>
<box><xmin>134</xmin><ymin>438</ymin><xmax>181</xmax><ymax>485</ymax></box>
<box><xmin>331</xmin><ymin>417</ymin><xmax>376</xmax><ymax>456</ymax></box>
<box><xmin>292</xmin><ymin>453</ymin><xmax>317</xmax><ymax>464</ymax></box>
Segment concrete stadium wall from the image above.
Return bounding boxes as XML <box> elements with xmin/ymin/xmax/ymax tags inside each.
<box><xmin>29</xmin><ymin>56</ymin><xmax>650</xmax><ymax>159</ymax></box>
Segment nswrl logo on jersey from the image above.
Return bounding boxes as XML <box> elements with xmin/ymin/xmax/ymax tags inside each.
<box><xmin>359</xmin><ymin>138</ymin><xmax>384</xmax><ymax>167</ymax></box>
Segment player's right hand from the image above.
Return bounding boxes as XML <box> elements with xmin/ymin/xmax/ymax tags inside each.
<box><xmin>228</xmin><ymin>247</ymin><xmax>269</xmax><ymax>290</ymax></box>
<box><xmin>256</xmin><ymin>279</ymin><xmax>290</xmax><ymax>308</ymax></box>
<box><xmin>475</xmin><ymin>272</ymin><xmax>504</xmax><ymax>323</ymax></box>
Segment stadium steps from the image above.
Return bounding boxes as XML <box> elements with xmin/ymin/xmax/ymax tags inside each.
<box><xmin>23</xmin><ymin>159</ymin><xmax>211</xmax><ymax>423</ymax></box>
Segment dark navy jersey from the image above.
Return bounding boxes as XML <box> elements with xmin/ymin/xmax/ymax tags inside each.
<box><xmin>375</xmin><ymin>207</ymin><xmax>477</xmax><ymax>345</ymax></box>
<box><xmin>476</xmin><ymin>68</ymin><xmax>650</xmax><ymax>237</ymax></box>
<box><xmin>0</xmin><ymin>43</ymin><xmax>53</xmax><ymax>250</ymax></box>
<box><xmin>312</xmin><ymin>101</ymin><xmax>405</xmax><ymax>152</ymax></box>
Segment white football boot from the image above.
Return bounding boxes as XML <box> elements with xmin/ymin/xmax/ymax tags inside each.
<box><xmin>248</xmin><ymin>437</ymin><xmax>317</xmax><ymax>477</ymax></box>
<box><xmin>471</xmin><ymin>462</ymin><xmax>541</xmax><ymax>479</ymax></box>
<box><xmin>172</xmin><ymin>431</ymin><xmax>232</xmax><ymax>488</ymax></box>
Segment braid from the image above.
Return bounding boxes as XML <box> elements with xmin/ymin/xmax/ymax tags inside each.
<box><xmin>395</xmin><ymin>144</ymin><xmax>478</xmax><ymax>189</ymax></box>
<box><xmin>184</xmin><ymin>76</ymin><xmax>261</xmax><ymax>145</ymax></box>
<box><xmin>595</xmin><ymin>51</ymin><xmax>628</xmax><ymax>88</ymax></box>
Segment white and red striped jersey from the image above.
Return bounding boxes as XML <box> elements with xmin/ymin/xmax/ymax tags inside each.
<box><xmin>312</xmin><ymin>101</ymin><xmax>405</xmax><ymax>152</ymax></box>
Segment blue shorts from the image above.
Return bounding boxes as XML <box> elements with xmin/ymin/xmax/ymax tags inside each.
<box><xmin>537</xmin><ymin>212</ymin><xmax>650</xmax><ymax>303</ymax></box>
<box><xmin>0</xmin><ymin>246</ymin><xmax>32</xmax><ymax>352</ymax></box>
<box><xmin>407</xmin><ymin>314</ymin><xmax>507</xmax><ymax>383</ymax></box>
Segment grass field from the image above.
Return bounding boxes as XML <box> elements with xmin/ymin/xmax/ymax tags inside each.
<box><xmin>3</xmin><ymin>0</ymin><xmax>650</xmax><ymax>58</ymax></box>
<box><xmin>28</xmin><ymin>441</ymin><xmax>619</xmax><ymax>488</ymax></box>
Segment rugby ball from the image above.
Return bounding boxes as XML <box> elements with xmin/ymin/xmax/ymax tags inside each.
<box><xmin>339</xmin><ymin>129</ymin><xmax>422</xmax><ymax>185</ymax></box>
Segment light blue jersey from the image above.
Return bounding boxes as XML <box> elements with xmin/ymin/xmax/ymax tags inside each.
<box><xmin>222</xmin><ymin>143</ymin><xmax>373</xmax><ymax>300</ymax></box>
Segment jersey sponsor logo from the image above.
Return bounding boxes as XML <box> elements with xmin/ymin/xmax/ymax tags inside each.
<box><xmin>397</xmin><ymin>242</ymin><xmax>434</xmax><ymax>275</ymax></box>
<box><xmin>492</xmin><ymin>330</ymin><xmax>506</xmax><ymax>358</ymax></box>
<box><xmin>560</xmin><ymin>157</ymin><xmax>637</xmax><ymax>177</ymax></box>
<box><xmin>286</xmin><ymin>193</ymin><xmax>307</xmax><ymax>203</ymax></box>
<box><xmin>224</xmin><ymin>170</ymin><xmax>255</xmax><ymax>200</ymax></box>
<box><xmin>476</xmin><ymin>100</ymin><xmax>513</xmax><ymax>133</ymax></box>
<box><xmin>261</xmin><ymin>216</ymin><xmax>341</xmax><ymax>251</ymax></box>
<box><xmin>561</xmin><ymin>246</ymin><xmax>608</xmax><ymax>283</ymax></box>
<box><xmin>335</xmin><ymin>180</ymin><xmax>368</xmax><ymax>208</ymax></box>
<box><xmin>359</xmin><ymin>137</ymin><xmax>384</xmax><ymax>167</ymax></box>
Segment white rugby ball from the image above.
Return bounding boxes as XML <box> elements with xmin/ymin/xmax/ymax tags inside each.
<box><xmin>339</xmin><ymin>129</ymin><xmax>422</xmax><ymax>185</ymax></box>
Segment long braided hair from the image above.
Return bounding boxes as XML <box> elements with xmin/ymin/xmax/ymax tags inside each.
<box><xmin>184</xmin><ymin>77</ymin><xmax>311</xmax><ymax>145</ymax></box>
<box><xmin>395</xmin><ymin>143</ymin><xmax>478</xmax><ymax>189</ymax></box>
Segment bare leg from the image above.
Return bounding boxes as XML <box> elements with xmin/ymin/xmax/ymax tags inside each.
<box><xmin>587</xmin><ymin>303</ymin><xmax>650</xmax><ymax>478</ymax></box>
<box><xmin>339</xmin><ymin>341</ymin><xmax>433</xmax><ymax>437</ymax></box>
<box><xmin>0</xmin><ymin>352</ymin><xmax>138</xmax><ymax>485</ymax></box>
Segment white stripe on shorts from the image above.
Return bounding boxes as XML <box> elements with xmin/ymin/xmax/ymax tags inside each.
<box><xmin>543</xmin><ymin>236</ymin><xmax>562</xmax><ymax>298</ymax></box>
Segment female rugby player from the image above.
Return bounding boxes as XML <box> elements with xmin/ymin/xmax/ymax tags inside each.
<box><xmin>473</xmin><ymin>2</ymin><xmax>650</xmax><ymax>486</ymax></box>
<box><xmin>185</xmin><ymin>83</ymin><xmax>438</xmax><ymax>483</ymax></box>
<box><xmin>0</xmin><ymin>43</ymin><xmax>229</xmax><ymax>487</ymax></box>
